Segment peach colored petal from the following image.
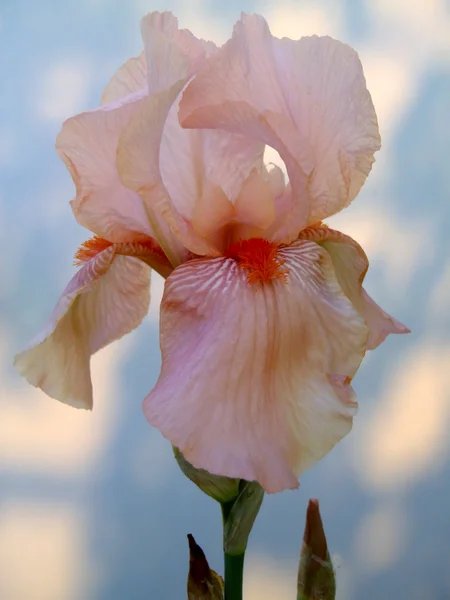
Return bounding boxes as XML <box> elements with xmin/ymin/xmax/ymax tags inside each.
<box><xmin>140</xmin><ymin>11</ymin><xmax>215</xmax><ymax>91</ymax></box>
<box><xmin>179</xmin><ymin>14</ymin><xmax>380</xmax><ymax>238</ymax></box>
<box><xmin>101</xmin><ymin>52</ymin><xmax>147</xmax><ymax>105</ymax></box>
<box><xmin>234</xmin><ymin>170</ymin><xmax>276</xmax><ymax>230</ymax></box>
<box><xmin>103</xmin><ymin>11</ymin><xmax>214</xmax><ymax>105</ymax></box>
<box><xmin>263</xmin><ymin>183</ymin><xmax>294</xmax><ymax>244</ymax></box>
<box><xmin>113</xmin><ymin>12</ymin><xmax>264</xmax><ymax>258</ymax></box>
<box><xmin>118</xmin><ymin>85</ymin><xmax>264</xmax><ymax>258</ymax></box>
<box><xmin>360</xmin><ymin>289</ymin><xmax>410</xmax><ymax>350</ymax></box>
<box><xmin>266</xmin><ymin>163</ymin><xmax>286</xmax><ymax>200</ymax></box>
<box><xmin>58</xmin><ymin>98</ymin><xmax>188</xmax><ymax>269</ymax></box>
<box><xmin>14</xmin><ymin>248</ymin><xmax>151</xmax><ymax>409</ymax></box>
<box><xmin>117</xmin><ymin>84</ymin><xmax>213</xmax><ymax>260</ymax></box>
<box><xmin>74</xmin><ymin>234</ymin><xmax>174</xmax><ymax>279</ymax></box>
<box><xmin>58</xmin><ymin>11</ymin><xmax>213</xmax><ymax>264</ymax></box>
<box><xmin>143</xmin><ymin>240</ymin><xmax>367</xmax><ymax>492</ymax></box>
<box><xmin>300</xmin><ymin>226</ymin><xmax>410</xmax><ymax>349</ymax></box>
<box><xmin>191</xmin><ymin>182</ymin><xmax>235</xmax><ymax>238</ymax></box>
<box><xmin>57</xmin><ymin>91</ymin><xmax>152</xmax><ymax>242</ymax></box>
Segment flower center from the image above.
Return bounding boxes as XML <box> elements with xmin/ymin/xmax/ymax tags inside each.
<box><xmin>225</xmin><ymin>238</ymin><xmax>289</xmax><ymax>284</ymax></box>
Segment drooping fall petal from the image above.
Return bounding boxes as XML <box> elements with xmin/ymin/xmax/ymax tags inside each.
<box><xmin>14</xmin><ymin>248</ymin><xmax>151</xmax><ymax>409</ymax></box>
<box><xmin>300</xmin><ymin>226</ymin><xmax>410</xmax><ymax>349</ymax></box>
<box><xmin>179</xmin><ymin>13</ymin><xmax>380</xmax><ymax>241</ymax></box>
<box><xmin>143</xmin><ymin>240</ymin><xmax>368</xmax><ymax>493</ymax></box>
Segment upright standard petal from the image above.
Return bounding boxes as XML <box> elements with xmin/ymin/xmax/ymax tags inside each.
<box><xmin>180</xmin><ymin>14</ymin><xmax>381</xmax><ymax>239</ymax></box>
<box><xmin>116</xmin><ymin>12</ymin><xmax>265</xmax><ymax>258</ymax></box>
<box><xmin>101</xmin><ymin>52</ymin><xmax>147</xmax><ymax>105</ymax></box>
<box><xmin>118</xmin><ymin>77</ymin><xmax>264</xmax><ymax>258</ymax></box>
<box><xmin>57</xmin><ymin>92</ymin><xmax>151</xmax><ymax>242</ymax></box>
<box><xmin>140</xmin><ymin>11</ymin><xmax>214</xmax><ymax>91</ymax></box>
<box><xmin>143</xmin><ymin>240</ymin><xmax>368</xmax><ymax>492</ymax></box>
<box><xmin>14</xmin><ymin>248</ymin><xmax>151</xmax><ymax>409</ymax></box>
<box><xmin>102</xmin><ymin>11</ymin><xmax>211</xmax><ymax>105</ymax></box>
<box><xmin>300</xmin><ymin>225</ymin><xmax>410</xmax><ymax>349</ymax></box>
<box><xmin>114</xmin><ymin>12</ymin><xmax>220</xmax><ymax>259</ymax></box>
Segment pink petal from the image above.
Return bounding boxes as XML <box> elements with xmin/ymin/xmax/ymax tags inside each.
<box><xmin>114</xmin><ymin>13</ymin><xmax>264</xmax><ymax>258</ymax></box>
<box><xmin>117</xmin><ymin>90</ymin><xmax>262</xmax><ymax>255</ymax></box>
<box><xmin>360</xmin><ymin>289</ymin><xmax>410</xmax><ymax>350</ymax></box>
<box><xmin>179</xmin><ymin>14</ymin><xmax>380</xmax><ymax>239</ymax></box>
<box><xmin>103</xmin><ymin>11</ymin><xmax>212</xmax><ymax>105</ymax></box>
<box><xmin>14</xmin><ymin>248</ymin><xmax>151</xmax><ymax>409</ymax></box>
<box><xmin>140</xmin><ymin>11</ymin><xmax>215</xmax><ymax>91</ymax></box>
<box><xmin>143</xmin><ymin>240</ymin><xmax>367</xmax><ymax>493</ymax></box>
<box><xmin>300</xmin><ymin>226</ymin><xmax>410</xmax><ymax>350</ymax></box>
<box><xmin>57</xmin><ymin>12</ymin><xmax>208</xmax><ymax>265</ymax></box>
<box><xmin>57</xmin><ymin>93</ymin><xmax>156</xmax><ymax>245</ymax></box>
<box><xmin>101</xmin><ymin>52</ymin><xmax>147</xmax><ymax>105</ymax></box>
<box><xmin>117</xmin><ymin>84</ymin><xmax>212</xmax><ymax>259</ymax></box>
<box><xmin>234</xmin><ymin>169</ymin><xmax>276</xmax><ymax>230</ymax></box>
<box><xmin>118</xmin><ymin>81</ymin><xmax>264</xmax><ymax>259</ymax></box>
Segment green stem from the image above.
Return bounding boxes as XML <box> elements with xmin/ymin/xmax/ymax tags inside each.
<box><xmin>221</xmin><ymin>502</ymin><xmax>245</xmax><ymax>600</ymax></box>
<box><xmin>224</xmin><ymin>552</ymin><xmax>245</xmax><ymax>600</ymax></box>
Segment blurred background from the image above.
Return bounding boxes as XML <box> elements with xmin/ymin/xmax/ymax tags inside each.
<box><xmin>1</xmin><ymin>0</ymin><xmax>449</xmax><ymax>598</ymax></box>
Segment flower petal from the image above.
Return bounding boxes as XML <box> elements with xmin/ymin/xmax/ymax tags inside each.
<box><xmin>143</xmin><ymin>240</ymin><xmax>367</xmax><ymax>492</ymax></box>
<box><xmin>57</xmin><ymin>12</ymin><xmax>204</xmax><ymax>264</ymax></box>
<box><xmin>234</xmin><ymin>169</ymin><xmax>276</xmax><ymax>230</ymax></box>
<box><xmin>300</xmin><ymin>226</ymin><xmax>410</xmax><ymax>349</ymax></box>
<box><xmin>115</xmin><ymin>12</ymin><xmax>264</xmax><ymax>258</ymax></box>
<box><xmin>57</xmin><ymin>92</ymin><xmax>152</xmax><ymax>242</ymax></box>
<box><xmin>179</xmin><ymin>13</ymin><xmax>380</xmax><ymax>238</ymax></box>
<box><xmin>101</xmin><ymin>52</ymin><xmax>147</xmax><ymax>105</ymax></box>
<box><xmin>140</xmin><ymin>11</ymin><xmax>214</xmax><ymax>91</ymax></box>
<box><xmin>14</xmin><ymin>249</ymin><xmax>150</xmax><ymax>409</ymax></box>
<box><xmin>118</xmin><ymin>78</ymin><xmax>264</xmax><ymax>258</ymax></box>
<box><xmin>103</xmin><ymin>11</ymin><xmax>211</xmax><ymax>106</ymax></box>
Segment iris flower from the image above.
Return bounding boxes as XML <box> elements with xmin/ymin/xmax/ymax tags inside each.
<box><xmin>15</xmin><ymin>12</ymin><xmax>408</xmax><ymax>492</ymax></box>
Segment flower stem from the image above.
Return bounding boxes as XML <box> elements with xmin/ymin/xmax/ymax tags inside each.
<box><xmin>224</xmin><ymin>552</ymin><xmax>245</xmax><ymax>600</ymax></box>
<box><xmin>222</xmin><ymin>501</ymin><xmax>245</xmax><ymax>600</ymax></box>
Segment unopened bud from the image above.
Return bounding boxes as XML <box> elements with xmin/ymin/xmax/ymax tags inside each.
<box><xmin>174</xmin><ymin>447</ymin><xmax>240</xmax><ymax>504</ymax></box>
<box><xmin>187</xmin><ymin>534</ymin><xmax>224</xmax><ymax>600</ymax></box>
<box><xmin>297</xmin><ymin>499</ymin><xmax>336</xmax><ymax>600</ymax></box>
<box><xmin>223</xmin><ymin>481</ymin><xmax>264</xmax><ymax>555</ymax></box>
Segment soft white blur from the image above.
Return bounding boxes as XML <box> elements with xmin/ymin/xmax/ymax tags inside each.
<box><xmin>1</xmin><ymin>1</ymin><xmax>449</xmax><ymax>598</ymax></box>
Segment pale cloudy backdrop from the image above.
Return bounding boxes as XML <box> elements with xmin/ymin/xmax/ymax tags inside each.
<box><xmin>1</xmin><ymin>1</ymin><xmax>449</xmax><ymax>599</ymax></box>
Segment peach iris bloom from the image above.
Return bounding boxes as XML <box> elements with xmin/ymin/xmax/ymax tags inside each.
<box><xmin>15</xmin><ymin>12</ymin><xmax>409</xmax><ymax>493</ymax></box>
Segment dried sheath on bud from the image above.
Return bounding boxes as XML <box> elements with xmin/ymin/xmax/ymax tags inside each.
<box><xmin>187</xmin><ymin>534</ymin><xmax>224</xmax><ymax>600</ymax></box>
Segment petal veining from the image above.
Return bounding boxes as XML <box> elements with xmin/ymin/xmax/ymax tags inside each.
<box><xmin>101</xmin><ymin>52</ymin><xmax>147</xmax><ymax>105</ymax></box>
<box><xmin>118</xmin><ymin>82</ymin><xmax>263</xmax><ymax>258</ymax></box>
<box><xmin>300</xmin><ymin>225</ymin><xmax>410</xmax><ymax>349</ymax></box>
<box><xmin>57</xmin><ymin>91</ymin><xmax>152</xmax><ymax>242</ymax></box>
<box><xmin>74</xmin><ymin>235</ymin><xmax>173</xmax><ymax>278</ymax></box>
<box><xmin>179</xmin><ymin>13</ymin><xmax>380</xmax><ymax>238</ymax></box>
<box><xmin>14</xmin><ymin>249</ymin><xmax>151</xmax><ymax>409</ymax></box>
<box><xmin>143</xmin><ymin>240</ymin><xmax>367</xmax><ymax>492</ymax></box>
